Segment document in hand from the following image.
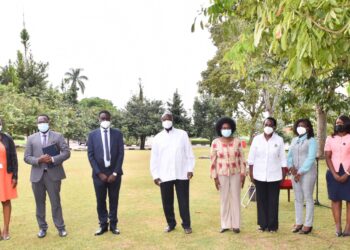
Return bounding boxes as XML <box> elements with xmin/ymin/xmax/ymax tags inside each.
<box><xmin>43</xmin><ymin>144</ymin><xmax>60</xmax><ymax>157</ymax></box>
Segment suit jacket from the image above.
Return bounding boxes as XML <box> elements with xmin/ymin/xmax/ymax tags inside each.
<box><xmin>87</xmin><ymin>128</ymin><xmax>124</xmax><ymax>177</ymax></box>
<box><xmin>24</xmin><ymin>131</ymin><xmax>71</xmax><ymax>183</ymax></box>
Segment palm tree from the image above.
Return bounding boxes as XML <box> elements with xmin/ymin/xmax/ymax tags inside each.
<box><xmin>64</xmin><ymin>68</ymin><xmax>88</xmax><ymax>94</ymax></box>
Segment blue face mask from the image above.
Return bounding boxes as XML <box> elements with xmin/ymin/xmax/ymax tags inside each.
<box><xmin>221</xmin><ymin>129</ymin><xmax>232</xmax><ymax>138</ymax></box>
<box><xmin>38</xmin><ymin>123</ymin><xmax>49</xmax><ymax>133</ymax></box>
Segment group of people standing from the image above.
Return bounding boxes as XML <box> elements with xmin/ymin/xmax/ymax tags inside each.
<box><xmin>0</xmin><ymin>111</ymin><xmax>124</xmax><ymax>240</ymax></box>
<box><xmin>0</xmin><ymin>111</ymin><xmax>350</xmax><ymax>241</ymax></box>
<box><xmin>210</xmin><ymin>115</ymin><xmax>350</xmax><ymax>237</ymax></box>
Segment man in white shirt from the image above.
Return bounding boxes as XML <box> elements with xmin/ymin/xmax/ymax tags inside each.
<box><xmin>150</xmin><ymin>110</ymin><xmax>195</xmax><ymax>234</ymax></box>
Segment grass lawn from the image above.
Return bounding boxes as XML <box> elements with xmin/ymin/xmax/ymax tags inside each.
<box><xmin>1</xmin><ymin>147</ymin><xmax>350</xmax><ymax>249</ymax></box>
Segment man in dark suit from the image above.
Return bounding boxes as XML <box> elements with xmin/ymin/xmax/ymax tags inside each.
<box><xmin>87</xmin><ymin>110</ymin><xmax>124</xmax><ymax>235</ymax></box>
<box><xmin>24</xmin><ymin>114</ymin><xmax>70</xmax><ymax>238</ymax></box>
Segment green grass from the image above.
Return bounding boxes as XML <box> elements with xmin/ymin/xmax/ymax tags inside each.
<box><xmin>2</xmin><ymin>148</ymin><xmax>350</xmax><ymax>249</ymax></box>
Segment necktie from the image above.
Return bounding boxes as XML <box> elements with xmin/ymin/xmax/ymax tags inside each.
<box><xmin>104</xmin><ymin>129</ymin><xmax>110</xmax><ymax>161</ymax></box>
<box><xmin>42</xmin><ymin>134</ymin><xmax>47</xmax><ymax>146</ymax></box>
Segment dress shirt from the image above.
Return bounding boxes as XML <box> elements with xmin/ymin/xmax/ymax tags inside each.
<box><xmin>324</xmin><ymin>134</ymin><xmax>350</xmax><ymax>173</ymax></box>
<box><xmin>40</xmin><ymin>131</ymin><xmax>49</xmax><ymax>146</ymax></box>
<box><xmin>287</xmin><ymin>135</ymin><xmax>317</xmax><ymax>174</ymax></box>
<box><xmin>247</xmin><ymin>133</ymin><xmax>287</xmax><ymax>182</ymax></box>
<box><xmin>150</xmin><ymin>128</ymin><xmax>195</xmax><ymax>182</ymax></box>
<box><xmin>100</xmin><ymin>127</ymin><xmax>111</xmax><ymax>168</ymax></box>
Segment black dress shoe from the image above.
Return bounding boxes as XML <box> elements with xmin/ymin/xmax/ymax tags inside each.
<box><xmin>37</xmin><ymin>229</ymin><xmax>47</xmax><ymax>238</ymax></box>
<box><xmin>164</xmin><ymin>226</ymin><xmax>175</xmax><ymax>233</ymax></box>
<box><xmin>220</xmin><ymin>228</ymin><xmax>229</xmax><ymax>233</ymax></box>
<box><xmin>184</xmin><ymin>228</ymin><xmax>192</xmax><ymax>234</ymax></box>
<box><xmin>94</xmin><ymin>227</ymin><xmax>108</xmax><ymax>236</ymax></box>
<box><xmin>232</xmin><ymin>228</ymin><xmax>240</xmax><ymax>234</ymax></box>
<box><xmin>110</xmin><ymin>228</ymin><xmax>120</xmax><ymax>235</ymax></box>
<box><xmin>58</xmin><ymin>229</ymin><xmax>67</xmax><ymax>237</ymax></box>
<box><xmin>258</xmin><ymin>227</ymin><xmax>266</xmax><ymax>232</ymax></box>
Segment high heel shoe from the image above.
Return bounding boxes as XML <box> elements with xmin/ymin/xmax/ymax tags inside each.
<box><xmin>299</xmin><ymin>226</ymin><xmax>312</xmax><ymax>234</ymax></box>
<box><xmin>292</xmin><ymin>225</ymin><xmax>303</xmax><ymax>233</ymax></box>
<box><xmin>342</xmin><ymin>231</ymin><xmax>350</xmax><ymax>237</ymax></box>
<box><xmin>2</xmin><ymin>234</ymin><xmax>10</xmax><ymax>240</ymax></box>
<box><xmin>335</xmin><ymin>231</ymin><xmax>343</xmax><ymax>237</ymax></box>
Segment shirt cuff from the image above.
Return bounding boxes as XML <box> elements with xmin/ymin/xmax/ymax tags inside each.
<box><xmin>51</xmin><ymin>157</ymin><xmax>55</xmax><ymax>163</ymax></box>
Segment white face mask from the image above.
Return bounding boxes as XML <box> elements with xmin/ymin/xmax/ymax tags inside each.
<box><xmin>162</xmin><ymin>120</ymin><xmax>173</xmax><ymax>129</ymax></box>
<box><xmin>38</xmin><ymin>123</ymin><xmax>49</xmax><ymax>133</ymax></box>
<box><xmin>221</xmin><ymin>129</ymin><xmax>232</xmax><ymax>138</ymax></box>
<box><xmin>100</xmin><ymin>121</ymin><xmax>111</xmax><ymax>129</ymax></box>
<box><xmin>297</xmin><ymin>126</ymin><xmax>307</xmax><ymax>135</ymax></box>
<box><xmin>264</xmin><ymin>126</ymin><xmax>274</xmax><ymax>135</ymax></box>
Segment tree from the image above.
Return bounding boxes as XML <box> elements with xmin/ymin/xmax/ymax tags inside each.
<box><xmin>20</xmin><ymin>28</ymin><xmax>30</xmax><ymax>60</ymax></box>
<box><xmin>198</xmin><ymin>20</ymin><xmax>286</xmax><ymax>143</ymax></box>
<box><xmin>192</xmin><ymin>93</ymin><xmax>226</xmax><ymax>141</ymax></box>
<box><xmin>64</xmin><ymin>68</ymin><xmax>88</xmax><ymax>104</ymax></box>
<box><xmin>196</xmin><ymin>0</ymin><xmax>350</xmax><ymax>155</ymax></box>
<box><xmin>0</xmin><ymin>61</ymin><xmax>19</xmax><ymax>87</ymax></box>
<box><xmin>78</xmin><ymin>97</ymin><xmax>123</xmax><ymax>131</ymax></box>
<box><xmin>123</xmin><ymin>84</ymin><xmax>164</xmax><ymax>149</ymax></box>
<box><xmin>167</xmin><ymin>89</ymin><xmax>191</xmax><ymax>133</ymax></box>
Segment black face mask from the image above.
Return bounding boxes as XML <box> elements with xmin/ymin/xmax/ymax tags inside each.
<box><xmin>335</xmin><ymin>125</ymin><xmax>345</xmax><ymax>133</ymax></box>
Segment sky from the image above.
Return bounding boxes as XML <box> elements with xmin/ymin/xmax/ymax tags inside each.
<box><xmin>0</xmin><ymin>0</ymin><xmax>216</xmax><ymax>111</ymax></box>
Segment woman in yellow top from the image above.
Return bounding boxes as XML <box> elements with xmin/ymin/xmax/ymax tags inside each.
<box><xmin>0</xmin><ymin>118</ymin><xmax>18</xmax><ymax>240</ymax></box>
<box><xmin>210</xmin><ymin>117</ymin><xmax>246</xmax><ymax>233</ymax></box>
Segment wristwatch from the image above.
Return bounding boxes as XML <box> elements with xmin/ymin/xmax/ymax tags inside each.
<box><xmin>112</xmin><ymin>172</ymin><xmax>117</xmax><ymax>176</ymax></box>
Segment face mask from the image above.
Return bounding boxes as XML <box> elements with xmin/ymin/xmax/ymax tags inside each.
<box><xmin>264</xmin><ymin>126</ymin><xmax>274</xmax><ymax>135</ymax></box>
<box><xmin>162</xmin><ymin>120</ymin><xmax>173</xmax><ymax>129</ymax></box>
<box><xmin>297</xmin><ymin>126</ymin><xmax>307</xmax><ymax>135</ymax></box>
<box><xmin>221</xmin><ymin>129</ymin><xmax>232</xmax><ymax>138</ymax></box>
<box><xmin>38</xmin><ymin>123</ymin><xmax>49</xmax><ymax>133</ymax></box>
<box><xmin>100</xmin><ymin>121</ymin><xmax>111</xmax><ymax>129</ymax></box>
<box><xmin>335</xmin><ymin>125</ymin><xmax>345</xmax><ymax>133</ymax></box>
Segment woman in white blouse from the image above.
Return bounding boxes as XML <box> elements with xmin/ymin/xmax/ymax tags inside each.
<box><xmin>248</xmin><ymin>117</ymin><xmax>287</xmax><ymax>232</ymax></box>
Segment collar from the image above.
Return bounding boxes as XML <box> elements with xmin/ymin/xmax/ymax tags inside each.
<box><xmin>40</xmin><ymin>130</ymin><xmax>50</xmax><ymax>136</ymax></box>
<box><xmin>164</xmin><ymin>127</ymin><xmax>173</xmax><ymax>133</ymax></box>
<box><xmin>100</xmin><ymin>127</ymin><xmax>110</xmax><ymax>132</ymax></box>
<box><xmin>297</xmin><ymin>134</ymin><xmax>307</xmax><ymax>142</ymax></box>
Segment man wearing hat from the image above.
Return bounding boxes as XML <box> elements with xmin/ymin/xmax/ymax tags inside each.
<box><xmin>150</xmin><ymin>110</ymin><xmax>195</xmax><ymax>234</ymax></box>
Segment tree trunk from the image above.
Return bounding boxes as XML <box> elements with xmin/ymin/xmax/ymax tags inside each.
<box><xmin>316</xmin><ymin>105</ymin><xmax>327</xmax><ymax>159</ymax></box>
<box><xmin>67</xmin><ymin>137</ymin><xmax>70</xmax><ymax>148</ymax></box>
<box><xmin>140</xmin><ymin>135</ymin><xmax>146</xmax><ymax>150</ymax></box>
<box><xmin>248</xmin><ymin>114</ymin><xmax>259</xmax><ymax>145</ymax></box>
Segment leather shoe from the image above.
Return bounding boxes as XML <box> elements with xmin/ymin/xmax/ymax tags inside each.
<box><xmin>164</xmin><ymin>226</ymin><xmax>175</xmax><ymax>233</ymax></box>
<box><xmin>37</xmin><ymin>229</ymin><xmax>47</xmax><ymax>238</ymax></box>
<box><xmin>292</xmin><ymin>225</ymin><xmax>303</xmax><ymax>233</ymax></box>
<box><xmin>232</xmin><ymin>228</ymin><xmax>240</xmax><ymax>234</ymax></box>
<box><xmin>299</xmin><ymin>226</ymin><xmax>312</xmax><ymax>235</ymax></box>
<box><xmin>95</xmin><ymin>227</ymin><xmax>108</xmax><ymax>236</ymax></box>
<box><xmin>58</xmin><ymin>229</ymin><xmax>67</xmax><ymax>237</ymax></box>
<box><xmin>220</xmin><ymin>228</ymin><xmax>229</xmax><ymax>233</ymax></box>
<box><xmin>184</xmin><ymin>228</ymin><xmax>192</xmax><ymax>234</ymax></box>
<box><xmin>110</xmin><ymin>228</ymin><xmax>120</xmax><ymax>235</ymax></box>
